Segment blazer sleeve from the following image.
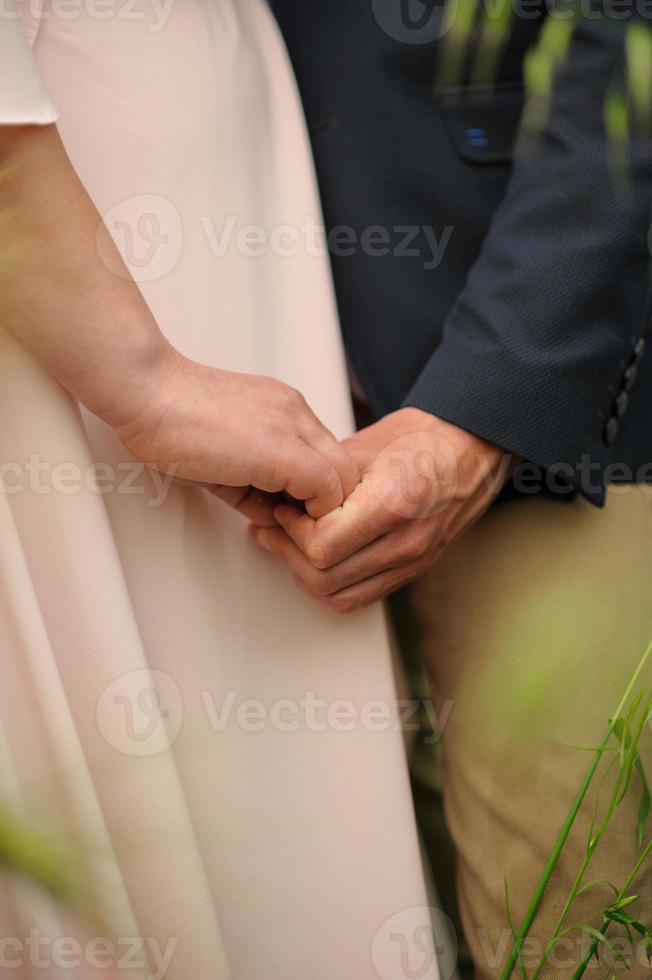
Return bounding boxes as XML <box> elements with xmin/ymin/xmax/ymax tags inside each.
<box><xmin>404</xmin><ymin>13</ymin><xmax>652</xmax><ymax>505</ymax></box>
<box><xmin>0</xmin><ymin>8</ymin><xmax>57</xmax><ymax>124</ymax></box>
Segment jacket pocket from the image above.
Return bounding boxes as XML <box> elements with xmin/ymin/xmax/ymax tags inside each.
<box><xmin>438</xmin><ymin>84</ymin><xmax>525</xmax><ymax>164</ymax></box>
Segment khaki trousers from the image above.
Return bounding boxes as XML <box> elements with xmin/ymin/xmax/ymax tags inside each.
<box><xmin>410</xmin><ymin>488</ymin><xmax>652</xmax><ymax>979</ymax></box>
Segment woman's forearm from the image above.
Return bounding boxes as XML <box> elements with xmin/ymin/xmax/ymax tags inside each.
<box><xmin>0</xmin><ymin>123</ymin><xmax>177</xmax><ymax>428</ymax></box>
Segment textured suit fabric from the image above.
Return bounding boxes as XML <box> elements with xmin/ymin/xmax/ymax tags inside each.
<box><xmin>272</xmin><ymin>2</ymin><xmax>652</xmax><ymax>504</ymax></box>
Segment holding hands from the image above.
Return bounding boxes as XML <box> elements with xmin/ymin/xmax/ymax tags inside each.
<box><xmin>250</xmin><ymin>408</ymin><xmax>511</xmax><ymax>612</ymax></box>
<box><xmin>117</xmin><ymin>357</ymin><xmax>510</xmax><ymax>610</ymax></box>
<box><xmin>118</xmin><ymin>358</ymin><xmax>509</xmax><ymax>609</ymax></box>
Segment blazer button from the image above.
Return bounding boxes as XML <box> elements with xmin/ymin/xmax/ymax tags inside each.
<box><xmin>604</xmin><ymin>417</ymin><xmax>619</xmax><ymax>446</ymax></box>
<box><xmin>624</xmin><ymin>364</ymin><xmax>638</xmax><ymax>391</ymax></box>
<box><xmin>633</xmin><ymin>338</ymin><xmax>646</xmax><ymax>361</ymax></box>
<box><xmin>615</xmin><ymin>391</ymin><xmax>629</xmax><ymax>418</ymax></box>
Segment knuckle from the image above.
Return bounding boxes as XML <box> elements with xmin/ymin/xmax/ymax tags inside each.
<box><xmin>283</xmin><ymin>385</ymin><xmax>306</xmax><ymax>414</ymax></box>
<box><xmin>329</xmin><ymin>595</ymin><xmax>358</xmax><ymax>615</ymax></box>
<box><xmin>310</xmin><ymin>572</ymin><xmax>334</xmax><ymax>596</ymax></box>
<box><xmin>268</xmin><ymin>388</ymin><xmax>305</xmax><ymax>431</ymax></box>
<box><xmin>400</xmin><ymin>524</ymin><xmax>431</xmax><ymax>560</ymax></box>
<box><xmin>269</xmin><ymin>454</ymin><xmax>291</xmax><ymax>491</ymax></box>
<box><xmin>306</xmin><ymin>539</ymin><xmax>331</xmax><ymax>570</ymax></box>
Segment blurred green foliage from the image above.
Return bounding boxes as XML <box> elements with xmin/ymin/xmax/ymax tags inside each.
<box><xmin>437</xmin><ymin>0</ymin><xmax>651</xmax><ymax>170</ymax></box>
<box><xmin>0</xmin><ymin>804</ymin><xmax>77</xmax><ymax>905</ymax></box>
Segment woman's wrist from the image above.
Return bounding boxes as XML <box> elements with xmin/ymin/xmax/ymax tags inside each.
<box><xmin>0</xmin><ymin>122</ymin><xmax>186</xmax><ymax>433</ymax></box>
<box><xmin>83</xmin><ymin>332</ymin><xmax>184</xmax><ymax>433</ymax></box>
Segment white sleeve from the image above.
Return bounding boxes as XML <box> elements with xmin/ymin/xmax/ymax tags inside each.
<box><xmin>0</xmin><ymin>11</ymin><xmax>57</xmax><ymax>124</ymax></box>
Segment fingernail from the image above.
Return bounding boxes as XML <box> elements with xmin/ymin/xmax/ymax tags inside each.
<box><xmin>256</xmin><ymin>531</ymin><xmax>273</xmax><ymax>553</ymax></box>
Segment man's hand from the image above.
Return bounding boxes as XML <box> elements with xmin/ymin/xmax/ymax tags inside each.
<box><xmin>251</xmin><ymin>408</ymin><xmax>514</xmax><ymax>612</ymax></box>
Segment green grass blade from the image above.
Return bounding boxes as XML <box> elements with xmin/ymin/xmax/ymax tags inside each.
<box><xmin>504</xmin><ymin>877</ymin><xmax>528</xmax><ymax>980</ymax></box>
<box><xmin>501</xmin><ymin>643</ymin><xmax>652</xmax><ymax>980</ymax></box>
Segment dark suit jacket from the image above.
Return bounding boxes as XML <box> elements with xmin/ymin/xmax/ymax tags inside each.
<box><xmin>272</xmin><ymin>0</ymin><xmax>652</xmax><ymax>504</ymax></box>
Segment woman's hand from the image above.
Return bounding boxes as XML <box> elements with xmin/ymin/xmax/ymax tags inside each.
<box><xmin>115</xmin><ymin>352</ymin><xmax>359</xmax><ymax>522</ymax></box>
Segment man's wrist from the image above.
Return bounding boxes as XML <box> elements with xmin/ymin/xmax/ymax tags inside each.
<box><xmin>402</xmin><ymin>406</ymin><xmax>514</xmax><ymax>498</ymax></box>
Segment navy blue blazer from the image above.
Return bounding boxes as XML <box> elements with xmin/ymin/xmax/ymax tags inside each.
<box><xmin>272</xmin><ymin>1</ymin><xmax>652</xmax><ymax>503</ymax></box>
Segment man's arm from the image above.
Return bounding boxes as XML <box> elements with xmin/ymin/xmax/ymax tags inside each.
<box><xmin>252</xmin><ymin>11</ymin><xmax>652</xmax><ymax>611</ymax></box>
<box><xmin>405</xmin><ymin>13</ymin><xmax>651</xmax><ymax>505</ymax></box>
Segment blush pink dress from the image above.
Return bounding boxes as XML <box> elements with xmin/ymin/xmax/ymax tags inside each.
<box><xmin>0</xmin><ymin>3</ymin><xmax>440</xmax><ymax>978</ymax></box>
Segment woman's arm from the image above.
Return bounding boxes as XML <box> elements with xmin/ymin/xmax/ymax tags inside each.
<box><xmin>0</xmin><ymin>124</ymin><xmax>357</xmax><ymax>518</ymax></box>
<box><xmin>0</xmin><ymin>123</ymin><xmax>175</xmax><ymax>429</ymax></box>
